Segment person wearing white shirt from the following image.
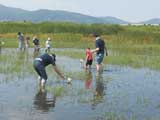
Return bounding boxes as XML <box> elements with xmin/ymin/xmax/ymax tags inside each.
<box><xmin>45</xmin><ymin>37</ymin><xmax>51</xmax><ymax>52</ymax></box>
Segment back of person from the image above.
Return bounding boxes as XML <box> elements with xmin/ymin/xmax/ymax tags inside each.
<box><xmin>86</xmin><ymin>49</ymin><xmax>93</xmax><ymax>60</ymax></box>
<box><xmin>33</xmin><ymin>52</ymin><xmax>65</xmax><ymax>87</ymax></box>
<box><xmin>96</xmin><ymin>38</ymin><xmax>105</xmax><ymax>54</ymax></box>
<box><xmin>37</xmin><ymin>53</ymin><xmax>55</xmax><ymax>67</ymax></box>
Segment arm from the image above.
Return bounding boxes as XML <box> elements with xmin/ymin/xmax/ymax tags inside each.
<box><xmin>91</xmin><ymin>40</ymin><xmax>100</xmax><ymax>53</ymax></box>
<box><xmin>53</xmin><ymin>65</ymin><xmax>65</xmax><ymax>79</ymax></box>
<box><xmin>104</xmin><ymin>46</ymin><xmax>107</xmax><ymax>51</ymax></box>
<box><xmin>91</xmin><ymin>48</ymin><xmax>99</xmax><ymax>53</ymax></box>
<box><xmin>105</xmin><ymin>46</ymin><xmax>108</xmax><ymax>56</ymax></box>
<box><xmin>104</xmin><ymin>41</ymin><xmax>108</xmax><ymax>56</ymax></box>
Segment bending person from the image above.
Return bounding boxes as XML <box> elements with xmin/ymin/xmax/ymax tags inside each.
<box><xmin>33</xmin><ymin>53</ymin><xmax>65</xmax><ymax>87</ymax></box>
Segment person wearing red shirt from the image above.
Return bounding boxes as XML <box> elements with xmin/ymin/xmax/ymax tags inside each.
<box><xmin>85</xmin><ymin>48</ymin><xmax>93</xmax><ymax>69</ymax></box>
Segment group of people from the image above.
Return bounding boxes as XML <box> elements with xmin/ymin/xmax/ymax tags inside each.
<box><xmin>17</xmin><ymin>32</ymin><xmax>51</xmax><ymax>53</ymax></box>
<box><xmin>17</xmin><ymin>32</ymin><xmax>108</xmax><ymax>88</ymax></box>
<box><xmin>10</xmin><ymin>32</ymin><xmax>108</xmax><ymax>90</ymax></box>
<box><xmin>33</xmin><ymin>32</ymin><xmax>108</xmax><ymax>88</ymax></box>
<box><xmin>84</xmin><ymin>33</ymin><xmax>108</xmax><ymax>72</ymax></box>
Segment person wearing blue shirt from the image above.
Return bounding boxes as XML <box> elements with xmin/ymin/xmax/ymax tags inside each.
<box><xmin>91</xmin><ymin>33</ymin><xmax>108</xmax><ymax>72</ymax></box>
<box><xmin>33</xmin><ymin>53</ymin><xmax>65</xmax><ymax>87</ymax></box>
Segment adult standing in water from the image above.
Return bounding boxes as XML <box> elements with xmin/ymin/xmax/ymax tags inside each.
<box><xmin>33</xmin><ymin>53</ymin><xmax>65</xmax><ymax>87</ymax></box>
<box><xmin>33</xmin><ymin>36</ymin><xmax>40</xmax><ymax>53</ymax></box>
<box><xmin>91</xmin><ymin>33</ymin><xmax>108</xmax><ymax>72</ymax></box>
<box><xmin>17</xmin><ymin>32</ymin><xmax>25</xmax><ymax>51</ymax></box>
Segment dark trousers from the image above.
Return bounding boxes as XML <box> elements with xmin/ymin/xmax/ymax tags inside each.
<box><xmin>33</xmin><ymin>60</ymin><xmax>48</xmax><ymax>80</ymax></box>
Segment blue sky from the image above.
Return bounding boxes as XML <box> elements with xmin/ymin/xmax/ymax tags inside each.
<box><xmin>0</xmin><ymin>0</ymin><xmax>159</xmax><ymax>22</ymax></box>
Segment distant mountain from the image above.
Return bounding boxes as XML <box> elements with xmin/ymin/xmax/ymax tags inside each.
<box><xmin>100</xmin><ymin>16</ymin><xmax>129</xmax><ymax>24</ymax></box>
<box><xmin>0</xmin><ymin>4</ymin><xmax>129</xmax><ymax>24</ymax></box>
<box><xmin>140</xmin><ymin>18</ymin><xmax>160</xmax><ymax>24</ymax></box>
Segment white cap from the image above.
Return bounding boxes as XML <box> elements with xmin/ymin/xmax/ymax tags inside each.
<box><xmin>48</xmin><ymin>37</ymin><xmax>51</xmax><ymax>40</ymax></box>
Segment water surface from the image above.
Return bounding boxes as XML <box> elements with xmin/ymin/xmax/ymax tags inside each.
<box><xmin>0</xmin><ymin>48</ymin><xmax>160</xmax><ymax>120</ymax></box>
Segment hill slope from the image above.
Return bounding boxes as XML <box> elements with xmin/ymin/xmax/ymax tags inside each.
<box><xmin>0</xmin><ymin>4</ymin><xmax>128</xmax><ymax>24</ymax></box>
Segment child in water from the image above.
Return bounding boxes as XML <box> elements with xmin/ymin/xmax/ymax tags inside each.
<box><xmin>85</xmin><ymin>48</ymin><xmax>93</xmax><ymax>69</ymax></box>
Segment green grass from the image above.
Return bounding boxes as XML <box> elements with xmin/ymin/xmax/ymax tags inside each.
<box><xmin>107</xmin><ymin>55</ymin><xmax>160</xmax><ymax>69</ymax></box>
<box><xmin>0</xmin><ymin>22</ymin><xmax>123</xmax><ymax>34</ymax></box>
<box><xmin>0</xmin><ymin>50</ymin><xmax>34</xmax><ymax>75</ymax></box>
<box><xmin>0</xmin><ymin>23</ymin><xmax>160</xmax><ymax>70</ymax></box>
<box><xmin>46</xmin><ymin>86</ymin><xmax>66</xmax><ymax>97</ymax></box>
<box><xmin>54</xmin><ymin>49</ymin><xmax>160</xmax><ymax>70</ymax></box>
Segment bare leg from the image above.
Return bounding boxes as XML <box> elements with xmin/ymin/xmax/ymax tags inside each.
<box><xmin>41</xmin><ymin>79</ymin><xmax>46</xmax><ymax>87</ymax></box>
<box><xmin>89</xmin><ymin>65</ymin><xmax>91</xmax><ymax>69</ymax></box>
<box><xmin>96</xmin><ymin>64</ymin><xmax>102</xmax><ymax>72</ymax></box>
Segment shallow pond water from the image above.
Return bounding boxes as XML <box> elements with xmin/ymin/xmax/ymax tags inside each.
<box><xmin>0</xmin><ymin>48</ymin><xmax>160</xmax><ymax>120</ymax></box>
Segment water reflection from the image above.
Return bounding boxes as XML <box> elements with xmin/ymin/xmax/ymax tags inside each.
<box><xmin>85</xmin><ymin>70</ymin><xmax>92</xmax><ymax>89</ymax></box>
<box><xmin>33</xmin><ymin>88</ymin><xmax>56</xmax><ymax>112</ymax></box>
<box><xmin>92</xmin><ymin>72</ymin><xmax>105</xmax><ymax>108</ymax></box>
<box><xmin>23</xmin><ymin>50</ymin><xmax>29</xmax><ymax>63</ymax></box>
<box><xmin>94</xmin><ymin>73</ymin><xmax>105</xmax><ymax>97</ymax></box>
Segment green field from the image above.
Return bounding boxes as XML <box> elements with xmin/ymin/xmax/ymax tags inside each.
<box><xmin>0</xmin><ymin>22</ymin><xmax>160</xmax><ymax>70</ymax></box>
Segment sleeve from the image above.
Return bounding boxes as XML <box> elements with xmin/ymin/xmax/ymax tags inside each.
<box><xmin>51</xmin><ymin>57</ymin><xmax>56</xmax><ymax>66</ymax></box>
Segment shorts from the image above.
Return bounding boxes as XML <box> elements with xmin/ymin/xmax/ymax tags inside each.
<box><xmin>96</xmin><ymin>53</ymin><xmax>104</xmax><ymax>64</ymax></box>
<box><xmin>47</xmin><ymin>46</ymin><xmax>50</xmax><ymax>49</ymax></box>
<box><xmin>33</xmin><ymin>60</ymin><xmax>47</xmax><ymax>80</ymax></box>
<box><xmin>86</xmin><ymin>60</ymin><xmax>93</xmax><ymax>66</ymax></box>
